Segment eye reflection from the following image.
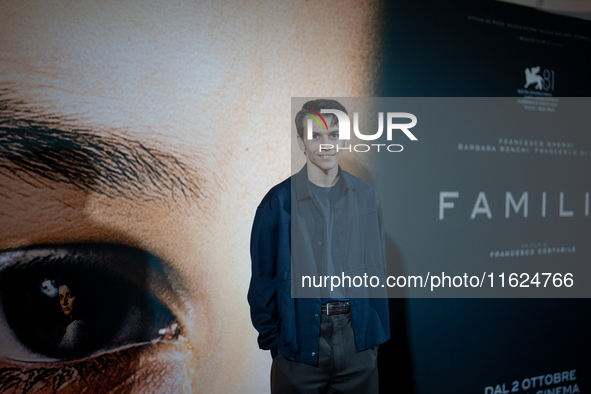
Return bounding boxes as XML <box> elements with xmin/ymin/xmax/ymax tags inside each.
<box><xmin>0</xmin><ymin>244</ymin><xmax>180</xmax><ymax>361</ymax></box>
<box><xmin>40</xmin><ymin>279</ymin><xmax>58</xmax><ymax>298</ymax></box>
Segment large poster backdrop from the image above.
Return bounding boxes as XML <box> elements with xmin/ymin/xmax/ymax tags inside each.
<box><xmin>0</xmin><ymin>0</ymin><xmax>589</xmax><ymax>393</ymax></box>
<box><xmin>377</xmin><ymin>1</ymin><xmax>591</xmax><ymax>394</ymax></box>
<box><xmin>0</xmin><ymin>1</ymin><xmax>383</xmax><ymax>393</ymax></box>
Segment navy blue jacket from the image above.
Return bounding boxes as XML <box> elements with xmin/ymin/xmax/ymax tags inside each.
<box><xmin>248</xmin><ymin>165</ymin><xmax>390</xmax><ymax>365</ymax></box>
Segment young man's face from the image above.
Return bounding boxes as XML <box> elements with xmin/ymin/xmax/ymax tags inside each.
<box><xmin>297</xmin><ymin>116</ymin><xmax>347</xmax><ymax>173</ymax></box>
<box><xmin>0</xmin><ymin>0</ymin><xmax>382</xmax><ymax>392</ymax></box>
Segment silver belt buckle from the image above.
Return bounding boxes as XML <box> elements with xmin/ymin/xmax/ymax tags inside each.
<box><xmin>326</xmin><ymin>302</ymin><xmax>334</xmax><ymax>316</ymax></box>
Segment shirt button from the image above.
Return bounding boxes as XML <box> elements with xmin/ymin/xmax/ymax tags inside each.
<box><xmin>315</xmin><ymin>314</ymin><xmax>318</xmax><ymax>317</ymax></box>
<box><xmin>311</xmin><ymin>352</ymin><xmax>316</xmax><ymax>356</ymax></box>
<box><xmin>318</xmin><ymin>241</ymin><xmax>322</xmax><ymax>245</ymax></box>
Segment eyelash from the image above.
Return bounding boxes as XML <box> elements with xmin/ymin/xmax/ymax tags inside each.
<box><xmin>0</xmin><ymin>340</ymin><xmax>185</xmax><ymax>392</ymax></box>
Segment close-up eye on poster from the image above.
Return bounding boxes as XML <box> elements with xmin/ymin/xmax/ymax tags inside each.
<box><xmin>0</xmin><ymin>0</ymin><xmax>590</xmax><ymax>393</ymax></box>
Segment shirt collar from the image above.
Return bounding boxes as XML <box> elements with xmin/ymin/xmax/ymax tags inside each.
<box><xmin>293</xmin><ymin>163</ymin><xmax>354</xmax><ymax>201</ymax></box>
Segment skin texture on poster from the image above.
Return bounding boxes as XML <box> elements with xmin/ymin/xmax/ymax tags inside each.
<box><xmin>0</xmin><ymin>1</ymin><xmax>384</xmax><ymax>392</ymax></box>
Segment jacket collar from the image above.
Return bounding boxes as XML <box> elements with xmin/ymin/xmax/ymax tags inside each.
<box><xmin>293</xmin><ymin>163</ymin><xmax>354</xmax><ymax>201</ymax></box>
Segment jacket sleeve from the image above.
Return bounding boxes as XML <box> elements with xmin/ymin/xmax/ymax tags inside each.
<box><xmin>378</xmin><ymin>195</ymin><xmax>391</xmax><ymax>341</ymax></box>
<box><xmin>377</xmin><ymin>196</ymin><xmax>387</xmax><ymax>277</ymax></box>
<box><xmin>247</xmin><ymin>206</ymin><xmax>280</xmax><ymax>355</ymax></box>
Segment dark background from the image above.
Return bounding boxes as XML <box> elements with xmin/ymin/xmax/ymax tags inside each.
<box><xmin>377</xmin><ymin>1</ymin><xmax>591</xmax><ymax>393</ymax></box>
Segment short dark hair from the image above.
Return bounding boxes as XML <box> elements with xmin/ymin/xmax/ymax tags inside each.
<box><xmin>295</xmin><ymin>99</ymin><xmax>348</xmax><ymax>139</ymax></box>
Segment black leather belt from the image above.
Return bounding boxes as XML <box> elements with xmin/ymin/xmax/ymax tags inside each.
<box><xmin>321</xmin><ymin>301</ymin><xmax>350</xmax><ymax>316</ymax></box>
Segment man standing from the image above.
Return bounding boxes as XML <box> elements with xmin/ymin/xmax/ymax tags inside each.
<box><xmin>248</xmin><ymin>99</ymin><xmax>389</xmax><ymax>393</ymax></box>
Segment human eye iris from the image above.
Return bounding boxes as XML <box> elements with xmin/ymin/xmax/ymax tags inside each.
<box><xmin>0</xmin><ymin>244</ymin><xmax>181</xmax><ymax>363</ymax></box>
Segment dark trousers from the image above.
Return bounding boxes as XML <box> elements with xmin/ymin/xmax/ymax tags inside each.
<box><xmin>271</xmin><ymin>311</ymin><xmax>379</xmax><ymax>394</ymax></box>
